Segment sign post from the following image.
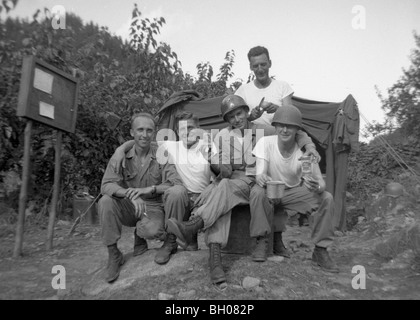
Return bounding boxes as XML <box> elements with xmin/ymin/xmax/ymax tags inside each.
<box><xmin>46</xmin><ymin>130</ymin><xmax>62</xmax><ymax>251</ymax></box>
<box><xmin>13</xmin><ymin>120</ymin><xmax>33</xmax><ymax>258</ymax></box>
<box><xmin>14</xmin><ymin>56</ymin><xmax>79</xmax><ymax>256</ymax></box>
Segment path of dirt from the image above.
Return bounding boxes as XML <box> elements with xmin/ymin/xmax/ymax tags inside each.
<box><xmin>0</xmin><ymin>218</ymin><xmax>419</xmax><ymax>300</ymax></box>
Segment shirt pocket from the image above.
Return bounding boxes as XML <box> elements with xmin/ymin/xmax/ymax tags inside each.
<box><xmin>123</xmin><ymin>171</ymin><xmax>138</xmax><ymax>188</ymax></box>
<box><xmin>148</xmin><ymin>162</ymin><xmax>162</xmax><ymax>184</ymax></box>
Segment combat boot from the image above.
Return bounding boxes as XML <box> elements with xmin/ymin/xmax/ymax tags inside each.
<box><xmin>273</xmin><ymin>232</ymin><xmax>291</xmax><ymax>258</ymax></box>
<box><xmin>154</xmin><ymin>233</ymin><xmax>177</xmax><ymax>265</ymax></box>
<box><xmin>186</xmin><ymin>233</ymin><xmax>199</xmax><ymax>251</ymax></box>
<box><xmin>252</xmin><ymin>236</ymin><xmax>269</xmax><ymax>262</ymax></box>
<box><xmin>133</xmin><ymin>230</ymin><xmax>148</xmax><ymax>257</ymax></box>
<box><xmin>166</xmin><ymin>216</ymin><xmax>204</xmax><ymax>249</ymax></box>
<box><xmin>106</xmin><ymin>244</ymin><xmax>125</xmax><ymax>283</ymax></box>
<box><xmin>177</xmin><ymin>232</ymin><xmax>199</xmax><ymax>251</ymax></box>
<box><xmin>311</xmin><ymin>246</ymin><xmax>339</xmax><ymax>273</ymax></box>
<box><xmin>209</xmin><ymin>243</ymin><xmax>226</xmax><ymax>284</ymax></box>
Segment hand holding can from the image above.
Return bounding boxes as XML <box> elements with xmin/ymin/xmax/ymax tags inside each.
<box><xmin>300</xmin><ymin>155</ymin><xmax>313</xmax><ymax>177</ymax></box>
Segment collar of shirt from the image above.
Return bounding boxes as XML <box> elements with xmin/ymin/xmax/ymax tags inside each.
<box><xmin>125</xmin><ymin>144</ymin><xmax>157</xmax><ymax>161</ymax></box>
<box><xmin>227</xmin><ymin>121</ymin><xmax>257</xmax><ymax>137</ymax></box>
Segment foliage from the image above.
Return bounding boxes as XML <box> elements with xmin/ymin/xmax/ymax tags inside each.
<box><xmin>0</xmin><ymin>3</ymin><xmax>238</xmax><ymax>218</ymax></box>
<box><xmin>0</xmin><ymin>0</ymin><xmax>17</xmax><ymax>14</ymax></box>
<box><xmin>347</xmin><ymin>139</ymin><xmax>420</xmax><ymax>203</ymax></box>
<box><xmin>369</xmin><ymin>32</ymin><xmax>420</xmax><ymax>140</ymax></box>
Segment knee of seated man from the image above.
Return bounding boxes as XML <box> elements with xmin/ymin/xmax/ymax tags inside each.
<box><xmin>321</xmin><ymin>191</ymin><xmax>334</xmax><ymax>203</ymax></box>
<box><xmin>137</xmin><ymin>219</ymin><xmax>165</xmax><ymax>240</ymax></box>
<box><xmin>218</xmin><ymin>178</ymin><xmax>232</xmax><ymax>188</ymax></box>
<box><xmin>164</xmin><ymin>185</ymin><xmax>188</xmax><ymax>200</ymax></box>
<box><xmin>250</xmin><ymin>184</ymin><xmax>266</xmax><ymax>199</ymax></box>
<box><xmin>98</xmin><ymin>194</ymin><xmax>115</xmax><ymax>210</ymax></box>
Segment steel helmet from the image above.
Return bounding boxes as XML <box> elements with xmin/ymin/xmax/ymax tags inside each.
<box><xmin>385</xmin><ymin>182</ymin><xmax>404</xmax><ymax>198</ymax></box>
<box><xmin>221</xmin><ymin>95</ymin><xmax>249</xmax><ymax>122</ymax></box>
<box><xmin>271</xmin><ymin>104</ymin><xmax>302</xmax><ymax>128</ymax></box>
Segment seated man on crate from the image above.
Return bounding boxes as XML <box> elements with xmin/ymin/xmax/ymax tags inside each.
<box><xmin>252</xmin><ymin>105</ymin><xmax>339</xmax><ymax>273</ymax></box>
<box><xmin>166</xmin><ymin>95</ymin><xmax>320</xmax><ymax>284</ymax></box>
<box><xmin>99</xmin><ymin>112</ymin><xmax>184</xmax><ymax>283</ymax></box>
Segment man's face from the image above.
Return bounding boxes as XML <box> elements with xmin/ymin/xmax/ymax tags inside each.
<box><xmin>177</xmin><ymin>119</ymin><xmax>199</xmax><ymax>147</ymax></box>
<box><xmin>274</xmin><ymin>123</ymin><xmax>299</xmax><ymax>144</ymax></box>
<box><xmin>130</xmin><ymin>116</ymin><xmax>155</xmax><ymax>149</ymax></box>
<box><xmin>226</xmin><ymin>107</ymin><xmax>248</xmax><ymax>130</ymax></box>
<box><xmin>249</xmin><ymin>54</ymin><xmax>271</xmax><ymax>85</ymax></box>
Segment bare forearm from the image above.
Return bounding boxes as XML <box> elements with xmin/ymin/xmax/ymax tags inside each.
<box><xmin>155</xmin><ymin>184</ymin><xmax>170</xmax><ymax>194</ymax></box>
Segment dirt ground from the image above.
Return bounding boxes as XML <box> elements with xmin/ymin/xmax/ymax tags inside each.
<box><xmin>0</xmin><ymin>212</ymin><xmax>419</xmax><ymax>301</ymax></box>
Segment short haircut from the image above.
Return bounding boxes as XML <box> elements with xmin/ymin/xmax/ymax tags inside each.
<box><xmin>247</xmin><ymin>46</ymin><xmax>270</xmax><ymax>61</ymax></box>
<box><xmin>131</xmin><ymin>112</ymin><xmax>157</xmax><ymax>129</ymax></box>
<box><xmin>175</xmin><ymin>111</ymin><xmax>199</xmax><ymax>130</ymax></box>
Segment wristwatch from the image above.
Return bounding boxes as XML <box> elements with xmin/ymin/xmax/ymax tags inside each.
<box><xmin>151</xmin><ymin>185</ymin><xmax>156</xmax><ymax>194</ymax></box>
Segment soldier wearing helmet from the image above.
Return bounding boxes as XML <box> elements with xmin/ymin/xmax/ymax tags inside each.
<box><xmin>252</xmin><ymin>105</ymin><xmax>339</xmax><ymax>273</ymax></box>
<box><xmin>167</xmin><ymin>95</ymin><xmax>320</xmax><ymax>284</ymax></box>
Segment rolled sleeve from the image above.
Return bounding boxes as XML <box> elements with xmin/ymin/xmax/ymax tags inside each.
<box><xmin>161</xmin><ymin>162</ymin><xmax>183</xmax><ymax>187</ymax></box>
<box><xmin>296</xmin><ymin>130</ymin><xmax>316</xmax><ymax>150</ymax></box>
<box><xmin>210</xmin><ymin>133</ymin><xmax>233</xmax><ymax>177</ymax></box>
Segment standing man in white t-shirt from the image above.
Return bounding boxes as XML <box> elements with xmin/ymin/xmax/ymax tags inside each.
<box><xmin>253</xmin><ymin>105</ymin><xmax>339</xmax><ymax>273</ymax></box>
<box><xmin>235</xmin><ymin>46</ymin><xmax>294</xmax><ymax>127</ymax></box>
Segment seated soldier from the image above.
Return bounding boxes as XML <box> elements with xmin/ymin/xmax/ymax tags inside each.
<box><xmin>110</xmin><ymin>111</ymin><xmax>221</xmax><ymax>250</ymax></box>
<box><xmin>166</xmin><ymin>95</ymin><xmax>321</xmax><ymax>285</ymax></box>
<box><xmin>253</xmin><ymin>105</ymin><xmax>339</xmax><ymax>273</ymax></box>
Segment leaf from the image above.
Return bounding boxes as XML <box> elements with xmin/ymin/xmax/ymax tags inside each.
<box><xmin>3</xmin><ymin>0</ymin><xmax>10</xmax><ymax>13</ymax></box>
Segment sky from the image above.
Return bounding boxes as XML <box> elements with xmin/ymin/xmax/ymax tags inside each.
<box><xmin>4</xmin><ymin>0</ymin><xmax>420</xmax><ymax>140</ymax></box>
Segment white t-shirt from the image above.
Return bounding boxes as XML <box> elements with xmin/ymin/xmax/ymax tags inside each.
<box><xmin>162</xmin><ymin>140</ymin><xmax>212</xmax><ymax>193</ymax></box>
<box><xmin>253</xmin><ymin>135</ymin><xmax>303</xmax><ymax>188</ymax></box>
<box><xmin>235</xmin><ymin>79</ymin><xmax>294</xmax><ymax>126</ymax></box>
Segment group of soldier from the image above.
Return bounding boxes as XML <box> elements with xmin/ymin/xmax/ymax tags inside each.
<box><xmin>98</xmin><ymin>46</ymin><xmax>339</xmax><ymax>284</ymax></box>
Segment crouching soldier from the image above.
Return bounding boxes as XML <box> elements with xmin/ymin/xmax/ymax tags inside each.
<box><xmin>99</xmin><ymin>113</ymin><xmax>184</xmax><ymax>283</ymax></box>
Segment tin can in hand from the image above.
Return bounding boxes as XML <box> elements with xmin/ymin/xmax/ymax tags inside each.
<box><xmin>300</xmin><ymin>156</ymin><xmax>313</xmax><ymax>177</ymax></box>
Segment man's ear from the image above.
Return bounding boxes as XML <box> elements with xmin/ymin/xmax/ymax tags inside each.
<box><xmin>268</xmin><ymin>59</ymin><xmax>272</xmax><ymax>68</ymax></box>
<box><xmin>130</xmin><ymin>129</ymin><xmax>134</xmax><ymax>138</ymax></box>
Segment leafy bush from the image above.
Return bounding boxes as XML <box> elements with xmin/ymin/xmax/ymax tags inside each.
<box><xmin>0</xmin><ymin>4</ymin><xmax>237</xmax><ymax>219</ymax></box>
<box><xmin>347</xmin><ymin>138</ymin><xmax>420</xmax><ymax>203</ymax></box>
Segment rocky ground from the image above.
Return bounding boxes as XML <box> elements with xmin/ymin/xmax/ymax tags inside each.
<box><xmin>0</xmin><ymin>193</ymin><xmax>419</xmax><ymax>300</ymax></box>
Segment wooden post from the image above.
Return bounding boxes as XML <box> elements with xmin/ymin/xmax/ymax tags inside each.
<box><xmin>13</xmin><ymin>120</ymin><xmax>32</xmax><ymax>258</ymax></box>
<box><xmin>46</xmin><ymin>130</ymin><xmax>62</xmax><ymax>251</ymax></box>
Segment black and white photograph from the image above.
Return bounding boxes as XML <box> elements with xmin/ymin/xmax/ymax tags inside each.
<box><xmin>0</xmin><ymin>0</ymin><xmax>419</xmax><ymax>304</ymax></box>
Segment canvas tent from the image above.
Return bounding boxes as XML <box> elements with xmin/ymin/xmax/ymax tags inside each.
<box><xmin>156</xmin><ymin>90</ymin><xmax>360</xmax><ymax>231</ymax></box>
